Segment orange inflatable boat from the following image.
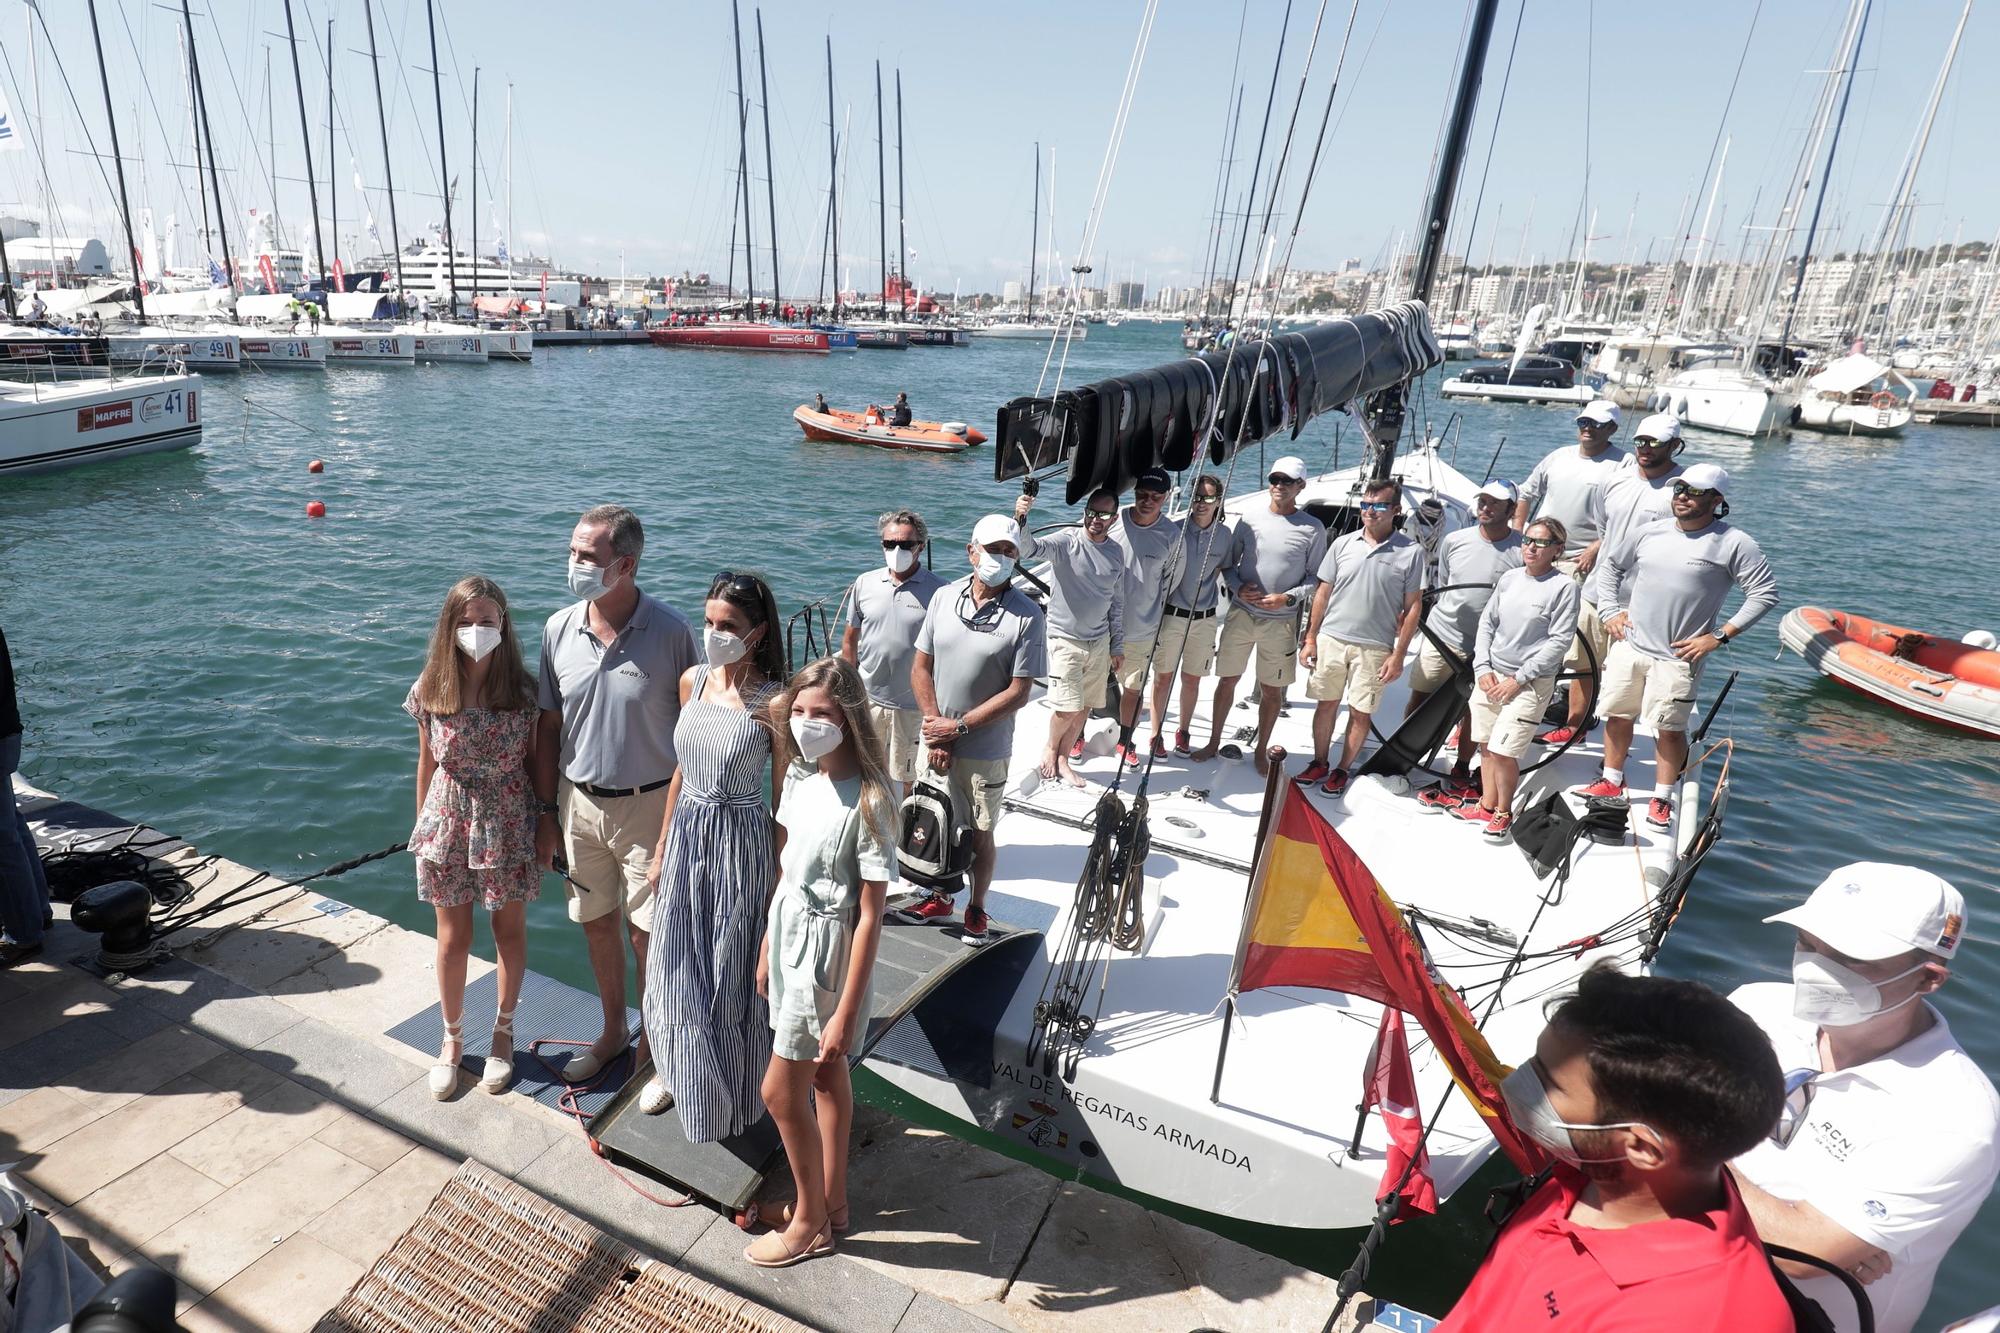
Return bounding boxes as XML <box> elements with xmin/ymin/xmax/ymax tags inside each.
<box><xmin>1779</xmin><ymin>606</ymin><xmax>2000</xmax><ymax>739</ymax></box>
<box><xmin>793</xmin><ymin>404</ymin><xmax>987</xmax><ymax>454</ymax></box>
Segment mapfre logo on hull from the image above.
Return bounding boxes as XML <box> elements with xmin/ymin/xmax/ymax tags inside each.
<box><xmin>768</xmin><ymin>331</ymin><xmax>821</xmax><ymax>347</ymax></box>
<box><xmin>77</xmin><ymin>400</ymin><xmax>134</xmax><ymax>431</ymax></box>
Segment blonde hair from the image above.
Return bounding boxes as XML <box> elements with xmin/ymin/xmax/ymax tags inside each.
<box><xmin>414</xmin><ymin>575</ymin><xmax>537</xmax><ymax>715</ymax></box>
<box><xmin>1527</xmin><ymin>516</ymin><xmax>1569</xmax><ymax>548</ymax></box>
<box><xmin>771</xmin><ymin>656</ymin><xmax>896</xmax><ymax>838</ymax></box>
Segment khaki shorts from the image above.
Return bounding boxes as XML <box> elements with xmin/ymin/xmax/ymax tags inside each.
<box><xmin>1153</xmin><ymin>610</ymin><xmax>1222</xmax><ymax>678</ymax></box>
<box><xmin>1596</xmin><ymin>639</ymin><xmax>1697</xmax><ymax>731</ymax></box>
<box><xmin>1115</xmin><ymin>635</ymin><xmax>1157</xmax><ymax>691</ymax></box>
<box><xmin>559</xmin><ymin>781</ymin><xmax>670</xmax><ymax>928</ymax></box>
<box><xmin>1215</xmin><ymin>606</ymin><xmax>1301</xmax><ymax>688</ymax></box>
<box><xmin>1555</xmin><ymin>559</ymin><xmax>1608</xmax><ymax>676</ymax></box>
<box><xmin>866</xmin><ymin>699</ymin><xmax>922</xmax><ymax>783</ymax></box>
<box><xmin>1406</xmin><ymin>637</ymin><xmax>1470</xmax><ymax>694</ymax></box>
<box><xmin>925</xmin><ymin>750</ymin><xmax>1010</xmax><ymax>832</ymax></box>
<box><xmin>1047</xmin><ymin>633</ymin><xmax>1111</xmax><ymax>712</ymax></box>
<box><xmin>1470</xmin><ymin>675</ymin><xmax>1557</xmax><ymax>759</ymax></box>
<box><xmin>1306</xmin><ymin>635</ymin><xmax>1392</xmax><ymax>714</ymax></box>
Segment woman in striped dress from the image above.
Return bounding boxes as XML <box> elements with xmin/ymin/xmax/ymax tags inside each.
<box><xmin>641</xmin><ymin>572</ymin><xmax>786</xmax><ymax>1142</ymax></box>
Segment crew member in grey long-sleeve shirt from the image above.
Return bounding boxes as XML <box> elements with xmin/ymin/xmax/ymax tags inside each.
<box><xmin>1153</xmin><ymin>474</ymin><xmax>1235</xmax><ymax>760</ymax></box>
<box><xmin>1579</xmin><ymin>463</ymin><xmax>1778</xmax><ymax>833</ymax></box>
<box><xmin>1210</xmin><ymin>455</ymin><xmax>1329</xmax><ymax>774</ymax></box>
<box><xmin>1014</xmin><ymin>485</ymin><xmax>1126</xmax><ymax>787</ymax></box>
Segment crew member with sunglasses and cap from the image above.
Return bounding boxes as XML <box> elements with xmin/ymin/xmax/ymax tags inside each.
<box><xmin>841</xmin><ymin>509</ymin><xmax>945</xmax><ymax>797</ymax></box>
<box><xmin>1150</xmin><ymin>474</ymin><xmax>1235</xmax><ymax>760</ymax></box>
<box><xmin>1587</xmin><ymin>413</ymin><xmax>1689</xmax><ymax>606</ymax></box>
<box><xmin>1210</xmin><ymin>455</ymin><xmax>1329</xmax><ymax>775</ymax></box>
<box><xmin>908</xmin><ymin>515</ymin><xmax>1048</xmax><ymax>942</ymax></box>
<box><xmin>1407</xmin><ymin>478</ymin><xmax>1524</xmax><ymax>805</ymax></box>
<box><xmin>1727</xmin><ymin>864</ymin><xmax>1998</xmax><ymax>1333</ymax></box>
<box><xmin>1579</xmin><ymin>462</ymin><xmax>1776</xmax><ymax>831</ymax></box>
<box><xmin>1108</xmin><ymin>469</ymin><xmax>1185</xmax><ymax>766</ymax></box>
<box><xmin>1012</xmin><ymin>486</ymin><xmax>1126</xmax><ymax>789</ymax></box>
<box><xmin>1516</xmin><ymin>399</ymin><xmax>1629</xmax><ymax>747</ymax></box>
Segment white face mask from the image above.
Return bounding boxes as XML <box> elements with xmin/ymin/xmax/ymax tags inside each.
<box><xmin>567</xmin><ymin>558</ymin><xmax>619</xmax><ymax>602</ymax></box>
<box><xmin>885</xmin><ymin>544</ymin><xmax>917</xmax><ymax>575</ymax></box>
<box><xmin>790</xmin><ymin>716</ymin><xmax>845</xmax><ymax>763</ymax></box>
<box><xmin>456</xmin><ymin>625</ymin><xmax>502</xmax><ymax>661</ymax></box>
<box><xmin>1499</xmin><ymin>1063</ymin><xmax>1653</xmax><ymax>1167</ymax></box>
<box><xmin>705</xmin><ymin>628</ymin><xmax>749</xmax><ymax>667</ymax></box>
<box><xmin>1791</xmin><ymin>950</ymin><xmax>1928</xmax><ymax>1028</ymax></box>
<box><xmin>974</xmin><ymin>547</ymin><xmax>1015</xmax><ymax>586</ymax></box>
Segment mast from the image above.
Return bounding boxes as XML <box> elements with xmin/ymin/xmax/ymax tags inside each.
<box><xmin>180</xmin><ymin>0</ymin><xmax>232</xmax><ymax>292</ymax></box>
<box><xmin>424</xmin><ymin>0</ymin><xmax>457</xmax><ymax>312</ymax></box>
<box><xmin>85</xmin><ymin>0</ymin><xmax>146</xmax><ymax>323</ymax></box>
<box><xmin>875</xmin><ymin>61</ymin><xmax>886</xmax><ymax>316</ymax></box>
<box><xmin>471</xmin><ymin>68</ymin><xmax>479</xmax><ymax>297</ymax></box>
<box><xmin>282</xmin><ymin>0</ymin><xmax>326</xmax><ymax>284</ymax></box>
<box><xmin>505</xmin><ymin>84</ymin><xmax>514</xmax><ymax>295</ymax></box>
<box><xmin>1676</xmin><ymin>139</ymin><xmax>1728</xmax><ymax>337</ymax></box>
<box><xmin>1028</xmin><ymin>143</ymin><xmax>1040</xmax><ymax>321</ymax></box>
<box><xmin>180</xmin><ymin>25</ymin><xmax>210</xmax><ymax>276</ymax></box>
<box><xmin>825</xmin><ymin>37</ymin><xmax>838</xmax><ymax>317</ymax></box>
<box><xmin>895</xmin><ymin>68</ymin><xmax>906</xmax><ymax>319</ymax></box>
<box><xmin>1363</xmin><ymin>0</ymin><xmax>1502</xmax><ymax>481</ymax></box>
<box><xmin>1777</xmin><ymin>0</ymin><xmax>1871</xmax><ymax>351</ymax></box>
<box><xmin>326</xmin><ymin>18</ymin><xmax>338</xmax><ymax>286</ymax></box>
<box><xmin>362</xmin><ymin>0</ymin><xmax>404</xmax><ymax>295</ymax></box>
<box><xmin>730</xmin><ymin>0</ymin><xmax>755</xmax><ymax>312</ymax></box>
<box><xmin>756</xmin><ymin>10</ymin><xmax>779</xmax><ymax>316</ymax></box>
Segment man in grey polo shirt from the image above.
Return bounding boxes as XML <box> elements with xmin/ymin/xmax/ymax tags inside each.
<box><xmin>910</xmin><ymin>514</ymin><xmax>1048</xmax><ymax>942</ymax></box>
<box><xmin>1108</xmin><ymin>468</ymin><xmax>1184</xmax><ymax>767</ymax></box>
<box><xmin>1013</xmin><ymin>486</ymin><xmax>1124</xmax><ymax>788</ymax></box>
<box><xmin>841</xmin><ymin>507</ymin><xmax>945</xmax><ymax>796</ymax></box>
<box><xmin>534</xmin><ymin>504</ymin><xmax>699</xmax><ymax>1081</ymax></box>
<box><xmin>1298</xmin><ymin>477</ymin><xmax>1424</xmax><ymax>796</ymax></box>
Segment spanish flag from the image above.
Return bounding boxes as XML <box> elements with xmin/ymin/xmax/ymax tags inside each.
<box><xmin>1229</xmin><ymin>788</ymin><xmax>1540</xmax><ymax>1172</ymax></box>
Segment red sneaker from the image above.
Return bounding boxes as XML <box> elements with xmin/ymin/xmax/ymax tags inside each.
<box><xmin>1295</xmin><ymin>760</ymin><xmax>1331</xmax><ymax>786</ymax></box>
<box><xmin>1646</xmin><ymin>797</ymin><xmax>1674</xmax><ymax>830</ymax></box>
<box><xmin>961</xmin><ymin>906</ymin><xmax>990</xmax><ymax>943</ymax></box>
<box><xmin>908</xmin><ymin>891</ymin><xmax>956</xmax><ymax>921</ymax></box>
<box><xmin>1416</xmin><ymin>782</ymin><xmax>1470</xmax><ymax>813</ymax></box>
<box><xmin>1482</xmin><ymin>812</ymin><xmax>1514</xmax><ymax>843</ymax></box>
<box><xmin>1150</xmin><ymin>734</ymin><xmax>1168</xmax><ymax>759</ymax></box>
<box><xmin>1069</xmin><ymin>737</ymin><xmax>1085</xmax><ymax>761</ymax></box>
<box><xmin>1173</xmin><ymin>729</ymin><xmax>1192</xmax><ymax>756</ymax></box>
<box><xmin>1450</xmin><ymin>802</ymin><xmax>1497</xmax><ymax>829</ymax></box>
<box><xmin>1574</xmin><ymin>778</ymin><xmax>1625</xmax><ymax>800</ymax></box>
<box><xmin>1444</xmin><ymin>774</ymin><xmax>1480</xmax><ymax>800</ymax></box>
<box><xmin>1115</xmin><ymin>741</ymin><xmax>1141</xmax><ymax>768</ymax></box>
<box><xmin>1536</xmin><ymin>725</ymin><xmax>1581</xmax><ymax>746</ymax></box>
<box><xmin>1319</xmin><ymin>768</ymin><xmax>1351</xmax><ymax>797</ymax></box>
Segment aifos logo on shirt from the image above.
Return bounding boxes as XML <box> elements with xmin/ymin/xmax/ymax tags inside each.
<box><xmin>1863</xmin><ymin>1200</ymin><xmax>1890</xmax><ymax>1220</ymax></box>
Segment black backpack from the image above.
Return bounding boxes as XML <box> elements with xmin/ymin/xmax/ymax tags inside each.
<box><xmin>896</xmin><ymin>774</ymin><xmax>973</xmax><ymax>891</ymax></box>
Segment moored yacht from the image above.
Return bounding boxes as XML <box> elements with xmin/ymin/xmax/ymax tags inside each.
<box><xmin>0</xmin><ymin>364</ymin><xmax>202</xmax><ymax>476</ymax></box>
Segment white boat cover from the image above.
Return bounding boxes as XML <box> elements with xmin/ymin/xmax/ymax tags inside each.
<box><xmin>327</xmin><ymin>291</ymin><xmax>394</xmax><ymax>320</ymax></box>
<box><xmin>145</xmin><ymin>288</ymin><xmax>232</xmax><ymax>317</ymax></box>
<box><xmin>1807</xmin><ymin>352</ymin><xmax>1890</xmax><ymax>394</ymax></box>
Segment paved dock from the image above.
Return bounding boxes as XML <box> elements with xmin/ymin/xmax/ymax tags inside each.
<box><xmin>2</xmin><ymin>779</ymin><xmax>1367</xmax><ymax>1332</ymax></box>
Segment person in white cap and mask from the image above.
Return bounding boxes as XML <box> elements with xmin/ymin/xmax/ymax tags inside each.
<box><xmin>1515</xmin><ymin>399</ymin><xmax>1628</xmax><ymax>746</ymax></box>
<box><xmin>1209</xmin><ymin>455</ymin><xmax>1329</xmax><ymax>774</ymax></box>
<box><xmin>1584</xmin><ymin>412</ymin><xmax>1688</xmax><ymax>618</ymax></box>
<box><xmin>1407</xmin><ymin>477</ymin><xmax>1525</xmax><ymax>805</ymax></box>
<box><xmin>1578</xmin><ymin>462</ymin><xmax>1776</xmax><ymax>831</ymax></box>
<box><xmin>908</xmin><ymin>514</ymin><xmax>1048</xmax><ymax>941</ymax></box>
<box><xmin>1727</xmin><ymin>863</ymin><xmax>1998</xmax><ymax>1333</ymax></box>
<box><xmin>840</xmin><ymin>508</ymin><xmax>945</xmax><ymax>798</ymax></box>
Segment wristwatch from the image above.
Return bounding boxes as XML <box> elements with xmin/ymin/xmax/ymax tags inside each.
<box><xmin>1713</xmin><ymin>627</ymin><xmax>1732</xmax><ymax>647</ymax></box>
<box><xmin>535</xmin><ymin>799</ymin><xmax>559</xmax><ymax>817</ymax></box>
<box><xmin>956</xmin><ymin>718</ymin><xmax>971</xmax><ymax>738</ymax></box>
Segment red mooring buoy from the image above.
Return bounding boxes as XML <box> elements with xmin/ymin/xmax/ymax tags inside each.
<box><xmin>306</xmin><ymin>500</ymin><xmax>327</xmax><ymax>518</ymax></box>
<box><xmin>308</xmin><ymin>459</ymin><xmax>324</xmax><ymax>473</ymax></box>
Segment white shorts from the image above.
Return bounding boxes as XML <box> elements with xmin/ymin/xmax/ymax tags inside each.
<box><xmin>1153</xmin><ymin>610</ymin><xmax>1222</xmax><ymax>678</ymax></box>
<box><xmin>1305</xmin><ymin>636</ymin><xmax>1392</xmax><ymax>715</ymax></box>
<box><xmin>1215</xmin><ymin>606</ymin><xmax>1301</xmax><ymax>688</ymax></box>
<box><xmin>1116</xmin><ymin>635</ymin><xmax>1156</xmax><ymax>692</ymax></box>
<box><xmin>866</xmin><ymin>700</ymin><xmax>921</xmax><ymax>783</ymax></box>
<box><xmin>1556</xmin><ymin>559</ymin><xmax>1608</xmax><ymax>675</ymax></box>
<box><xmin>1469</xmin><ymin>676</ymin><xmax>1557</xmax><ymax>759</ymax></box>
<box><xmin>1047</xmin><ymin>633</ymin><xmax>1111</xmax><ymax>712</ymax></box>
<box><xmin>1596</xmin><ymin>639</ymin><xmax>1697</xmax><ymax>731</ymax></box>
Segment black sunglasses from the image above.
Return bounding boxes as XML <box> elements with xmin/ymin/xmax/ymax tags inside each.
<box><xmin>1268</xmin><ymin>474</ymin><xmax>1302</xmax><ymax>487</ymax></box>
<box><xmin>1672</xmin><ymin>482</ymin><xmax>1719</xmax><ymax>500</ymax></box>
<box><xmin>1085</xmin><ymin>509</ymin><xmax>1117</xmax><ymax>522</ymax></box>
<box><xmin>1523</xmin><ymin>536</ymin><xmax>1562</xmax><ymax>549</ymax></box>
<box><xmin>1770</xmin><ymin>1068</ymin><xmax>1818</xmax><ymax>1147</ymax></box>
<box><xmin>711</xmin><ymin>569</ymin><xmax>763</xmax><ymax>597</ymax></box>
<box><xmin>881</xmin><ymin>539</ymin><xmax>922</xmax><ymax>551</ymax></box>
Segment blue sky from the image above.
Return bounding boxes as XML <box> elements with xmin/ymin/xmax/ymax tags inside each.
<box><xmin>3</xmin><ymin>0</ymin><xmax>1994</xmax><ymax>293</ymax></box>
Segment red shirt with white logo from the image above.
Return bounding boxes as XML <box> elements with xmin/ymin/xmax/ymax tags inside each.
<box><xmin>1437</xmin><ymin>1167</ymin><xmax>1793</xmax><ymax>1331</ymax></box>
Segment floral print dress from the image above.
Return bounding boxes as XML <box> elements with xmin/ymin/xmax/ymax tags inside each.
<box><xmin>404</xmin><ymin>683</ymin><xmax>540</xmax><ymax>910</ymax></box>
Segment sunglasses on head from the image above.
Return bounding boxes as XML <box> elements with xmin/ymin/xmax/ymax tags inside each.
<box><xmin>711</xmin><ymin>569</ymin><xmax>762</xmax><ymax>597</ymax></box>
<box><xmin>1672</xmin><ymin>481</ymin><xmax>1719</xmax><ymax>500</ymax></box>
<box><xmin>881</xmin><ymin>539</ymin><xmax>921</xmax><ymax>551</ymax></box>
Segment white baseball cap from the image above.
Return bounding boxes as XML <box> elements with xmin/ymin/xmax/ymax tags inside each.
<box><xmin>1679</xmin><ymin>462</ymin><xmax>1730</xmax><ymax>495</ymax></box>
<box><xmin>1575</xmin><ymin>400</ymin><xmax>1621</xmax><ymax>427</ymax></box>
<box><xmin>971</xmin><ymin>514</ymin><xmax>1022</xmax><ymax>549</ymax></box>
<box><xmin>1269</xmin><ymin>455</ymin><xmax>1307</xmax><ymax>481</ymax></box>
<box><xmin>1633</xmin><ymin>412</ymin><xmax>1684</xmax><ymax>443</ymax></box>
<box><xmin>1766</xmin><ymin>862</ymin><xmax>1967</xmax><ymax>961</ymax></box>
<box><xmin>1476</xmin><ymin>478</ymin><xmax>1519</xmax><ymax>503</ymax></box>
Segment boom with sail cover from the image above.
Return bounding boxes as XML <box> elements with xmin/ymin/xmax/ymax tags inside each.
<box><xmin>994</xmin><ymin>302</ymin><xmax>1441</xmax><ymax>501</ymax></box>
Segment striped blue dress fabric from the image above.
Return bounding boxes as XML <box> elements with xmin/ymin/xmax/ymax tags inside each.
<box><xmin>643</xmin><ymin>666</ymin><xmax>780</xmax><ymax>1144</ymax></box>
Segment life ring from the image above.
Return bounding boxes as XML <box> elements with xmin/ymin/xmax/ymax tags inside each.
<box><xmin>1870</xmin><ymin>391</ymin><xmax>1895</xmax><ymax>410</ymax></box>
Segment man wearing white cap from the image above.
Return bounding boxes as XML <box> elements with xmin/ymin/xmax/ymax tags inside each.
<box><xmin>1579</xmin><ymin>462</ymin><xmax>1776</xmax><ymax>830</ymax></box>
<box><xmin>909</xmin><ymin>514</ymin><xmax>1049</xmax><ymax>941</ymax></box>
<box><xmin>1209</xmin><ymin>456</ymin><xmax>1329</xmax><ymax>774</ymax></box>
<box><xmin>1515</xmin><ymin>399</ymin><xmax>1628</xmax><ymax>746</ymax></box>
<box><xmin>1013</xmin><ymin>485</ymin><xmax>1126</xmax><ymax>788</ymax></box>
<box><xmin>1584</xmin><ymin>412</ymin><xmax>1688</xmax><ymax>618</ymax></box>
<box><xmin>1728</xmin><ymin>863</ymin><xmax>1998</xmax><ymax>1333</ymax></box>
<box><xmin>1407</xmin><ymin>477</ymin><xmax>1525</xmax><ymax>804</ymax></box>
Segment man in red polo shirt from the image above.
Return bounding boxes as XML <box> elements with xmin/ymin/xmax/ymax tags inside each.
<box><xmin>1439</xmin><ymin>966</ymin><xmax>1793</xmax><ymax>1331</ymax></box>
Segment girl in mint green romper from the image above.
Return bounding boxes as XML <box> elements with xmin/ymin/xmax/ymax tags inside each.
<box><xmin>748</xmin><ymin>658</ymin><xmax>897</xmax><ymax>1269</ymax></box>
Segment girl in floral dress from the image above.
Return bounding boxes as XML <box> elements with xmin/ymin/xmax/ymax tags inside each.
<box><xmin>406</xmin><ymin>575</ymin><xmax>541</xmax><ymax>1100</ymax></box>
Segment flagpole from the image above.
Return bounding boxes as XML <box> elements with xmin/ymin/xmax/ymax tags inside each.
<box><xmin>1208</xmin><ymin>995</ymin><xmax>1236</xmax><ymax>1105</ymax></box>
<box><xmin>1211</xmin><ymin>745</ymin><xmax>1289</xmax><ymax>1105</ymax></box>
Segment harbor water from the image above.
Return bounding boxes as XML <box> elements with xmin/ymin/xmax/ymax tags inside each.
<box><xmin>3</xmin><ymin>325</ymin><xmax>1996</xmax><ymax>1323</ymax></box>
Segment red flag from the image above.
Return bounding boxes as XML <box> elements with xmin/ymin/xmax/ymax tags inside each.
<box><xmin>332</xmin><ymin>258</ymin><xmax>346</xmax><ymax>292</ymax></box>
<box><xmin>540</xmin><ymin>270</ymin><xmax>548</xmax><ymax>306</ymax></box>
<box><xmin>1361</xmin><ymin>1009</ymin><xmax>1438</xmax><ymax>1219</ymax></box>
<box><xmin>1231</xmin><ymin>788</ymin><xmax>1541</xmax><ymax>1172</ymax></box>
<box><xmin>257</xmin><ymin>253</ymin><xmax>278</xmax><ymax>294</ymax></box>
